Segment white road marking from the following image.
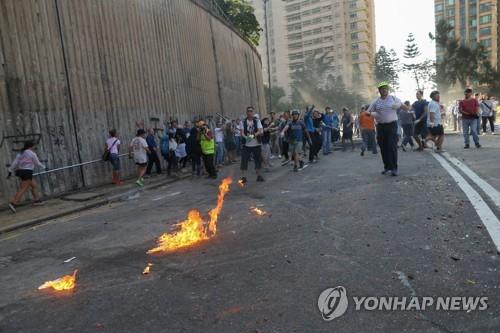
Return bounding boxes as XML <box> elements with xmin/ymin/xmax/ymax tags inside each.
<box><xmin>152</xmin><ymin>191</ymin><xmax>182</xmax><ymax>201</ymax></box>
<box><xmin>432</xmin><ymin>152</ymin><xmax>500</xmax><ymax>253</ymax></box>
<box><xmin>442</xmin><ymin>152</ymin><xmax>500</xmax><ymax>209</ymax></box>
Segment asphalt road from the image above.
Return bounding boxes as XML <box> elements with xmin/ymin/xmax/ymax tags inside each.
<box><xmin>1</xmin><ymin>135</ymin><xmax>499</xmax><ymax>333</ymax></box>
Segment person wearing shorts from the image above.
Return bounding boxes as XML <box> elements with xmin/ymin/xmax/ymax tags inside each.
<box><xmin>129</xmin><ymin>129</ymin><xmax>150</xmax><ymax>187</ymax></box>
<box><xmin>239</xmin><ymin>106</ymin><xmax>264</xmax><ymax>184</ymax></box>
<box><xmin>426</xmin><ymin>90</ymin><xmax>445</xmax><ymax>152</ymax></box>
<box><xmin>7</xmin><ymin>140</ymin><xmax>46</xmax><ymax>213</ymax></box>
<box><xmin>105</xmin><ymin>129</ymin><xmax>123</xmax><ymax>185</ymax></box>
<box><xmin>412</xmin><ymin>90</ymin><xmax>429</xmax><ymax>151</ymax></box>
<box><xmin>281</xmin><ymin>110</ymin><xmax>311</xmax><ymax>172</ymax></box>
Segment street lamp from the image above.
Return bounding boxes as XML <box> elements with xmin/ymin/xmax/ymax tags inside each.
<box><xmin>263</xmin><ymin>0</ymin><xmax>272</xmax><ymax>114</ymax></box>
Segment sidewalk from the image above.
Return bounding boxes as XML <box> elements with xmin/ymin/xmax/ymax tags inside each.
<box><xmin>0</xmin><ymin>173</ymin><xmax>190</xmax><ymax>234</ymax></box>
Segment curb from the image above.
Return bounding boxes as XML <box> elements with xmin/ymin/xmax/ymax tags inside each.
<box><xmin>0</xmin><ymin>174</ymin><xmax>191</xmax><ymax>234</ymax></box>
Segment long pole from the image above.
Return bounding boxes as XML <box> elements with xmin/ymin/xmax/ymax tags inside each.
<box><xmin>263</xmin><ymin>0</ymin><xmax>272</xmax><ymax>114</ymax></box>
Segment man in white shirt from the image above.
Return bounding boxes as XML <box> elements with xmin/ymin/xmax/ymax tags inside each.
<box><xmin>367</xmin><ymin>82</ymin><xmax>409</xmax><ymax>176</ymax></box>
<box><xmin>239</xmin><ymin>106</ymin><xmax>264</xmax><ymax>184</ymax></box>
<box><xmin>214</xmin><ymin>122</ymin><xmax>225</xmax><ymax>167</ymax></box>
<box><xmin>426</xmin><ymin>90</ymin><xmax>445</xmax><ymax>152</ymax></box>
<box><xmin>129</xmin><ymin>129</ymin><xmax>150</xmax><ymax>187</ymax></box>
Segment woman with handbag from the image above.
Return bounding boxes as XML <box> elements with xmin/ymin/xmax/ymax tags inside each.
<box><xmin>7</xmin><ymin>140</ymin><xmax>46</xmax><ymax>213</ymax></box>
<box><xmin>104</xmin><ymin>129</ymin><xmax>123</xmax><ymax>185</ymax></box>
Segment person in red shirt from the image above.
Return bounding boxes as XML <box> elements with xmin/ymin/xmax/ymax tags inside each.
<box><xmin>359</xmin><ymin>105</ymin><xmax>377</xmax><ymax>155</ymax></box>
<box><xmin>459</xmin><ymin>88</ymin><xmax>481</xmax><ymax>149</ymax></box>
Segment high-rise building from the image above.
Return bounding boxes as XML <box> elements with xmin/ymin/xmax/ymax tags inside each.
<box><xmin>434</xmin><ymin>0</ymin><xmax>498</xmax><ymax>69</ymax></box>
<box><xmin>250</xmin><ymin>0</ymin><xmax>376</xmax><ymax>100</ymax></box>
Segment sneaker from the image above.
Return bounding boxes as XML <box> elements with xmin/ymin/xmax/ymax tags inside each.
<box><xmin>475</xmin><ymin>143</ymin><xmax>482</xmax><ymax>148</ymax></box>
<box><xmin>239</xmin><ymin>177</ymin><xmax>247</xmax><ymax>184</ymax></box>
<box><xmin>135</xmin><ymin>179</ymin><xmax>144</xmax><ymax>187</ymax></box>
<box><xmin>281</xmin><ymin>159</ymin><xmax>290</xmax><ymax>166</ymax></box>
<box><xmin>256</xmin><ymin>175</ymin><xmax>265</xmax><ymax>182</ymax></box>
<box><xmin>464</xmin><ymin>144</ymin><xmax>470</xmax><ymax>149</ymax></box>
<box><xmin>401</xmin><ymin>145</ymin><xmax>406</xmax><ymax>152</ymax></box>
<box><xmin>293</xmin><ymin>166</ymin><xmax>298</xmax><ymax>172</ymax></box>
<box><xmin>381</xmin><ymin>169</ymin><xmax>390</xmax><ymax>175</ymax></box>
<box><xmin>33</xmin><ymin>200</ymin><xmax>45</xmax><ymax>206</ymax></box>
<box><xmin>360</xmin><ymin>150</ymin><xmax>365</xmax><ymax>156</ymax></box>
<box><xmin>391</xmin><ymin>170</ymin><xmax>398</xmax><ymax>177</ymax></box>
<box><xmin>8</xmin><ymin>202</ymin><xmax>16</xmax><ymax>213</ymax></box>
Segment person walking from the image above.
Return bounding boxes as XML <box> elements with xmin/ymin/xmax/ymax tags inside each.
<box><xmin>214</xmin><ymin>122</ymin><xmax>225</xmax><ymax>168</ymax></box>
<box><xmin>459</xmin><ymin>88</ymin><xmax>481</xmax><ymax>149</ymax></box>
<box><xmin>480</xmin><ymin>95</ymin><xmax>495</xmax><ymax>135</ymax></box>
<box><xmin>426</xmin><ymin>91</ymin><xmax>445</xmax><ymax>152</ymax></box>
<box><xmin>279</xmin><ymin>111</ymin><xmax>291</xmax><ymax>165</ymax></box>
<box><xmin>399</xmin><ymin>101</ymin><xmax>415</xmax><ymax>151</ymax></box>
<box><xmin>341</xmin><ymin>107</ymin><xmax>355</xmax><ymax>152</ymax></box>
<box><xmin>186</xmin><ymin>125</ymin><xmax>202</xmax><ymax>176</ymax></box>
<box><xmin>412</xmin><ymin>90</ymin><xmax>429</xmax><ymax>151</ymax></box>
<box><xmin>104</xmin><ymin>129</ymin><xmax>123</xmax><ymax>185</ymax></box>
<box><xmin>358</xmin><ymin>105</ymin><xmax>377</xmax><ymax>156</ymax></box>
<box><xmin>280</xmin><ymin>110</ymin><xmax>311</xmax><ymax>172</ymax></box>
<box><xmin>331</xmin><ymin>111</ymin><xmax>340</xmax><ymax>143</ymax></box>
<box><xmin>145</xmin><ymin>128</ymin><xmax>162</xmax><ymax>175</ymax></box>
<box><xmin>129</xmin><ymin>129</ymin><xmax>150</xmax><ymax>186</ymax></box>
<box><xmin>7</xmin><ymin>141</ymin><xmax>46</xmax><ymax>213</ymax></box>
<box><xmin>239</xmin><ymin>106</ymin><xmax>264</xmax><ymax>184</ymax></box>
<box><xmin>322</xmin><ymin>107</ymin><xmax>334</xmax><ymax>155</ymax></box>
<box><xmin>198</xmin><ymin>120</ymin><xmax>217</xmax><ymax>179</ymax></box>
<box><xmin>224</xmin><ymin>121</ymin><xmax>237</xmax><ymax>164</ymax></box>
<box><xmin>367</xmin><ymin>82</ymin><xmax>409</xmax><ymax>176</ymax></box>
<box><xmin>269</xmin><ymin>112</ymin><xmax>281</xmax><ymax>158</ymax></box>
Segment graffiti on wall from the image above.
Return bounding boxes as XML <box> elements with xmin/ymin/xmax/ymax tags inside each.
<box><xmin>0</xmin><ymin>130</ymin><xmax>42</xmax><ymax>152</ymax></box>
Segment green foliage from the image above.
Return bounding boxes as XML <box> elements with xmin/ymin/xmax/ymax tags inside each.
<box><xmin>215</xmin><ymin>0</ymin><xmax>262</xmax><ymax>46</ymax></box>
<box><xmin>375</xmin><ymin>46</ymin><xmax>400</xmax><ymax>90</ymax></box>
<box><xmin>430</xmin><ymin>20</ymin><xmax>490</xmax><ymax>90</ymax></box>
<box><xmin>290</xmin><ymin>54</ymin><xmax>366</xmax><ymax>111</ymax></box>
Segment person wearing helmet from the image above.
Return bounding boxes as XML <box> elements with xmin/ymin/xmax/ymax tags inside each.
<box><xmin>367</xmin><ymin>82</ymin><xmax>409</xmax><ymax>176</ymax></box>
<box><xmin>281</xmin><ymin>110</ymin><xmax>311</xmax><ymax>172</ymax></box>
<box><xmin>239</xmin><ymin>106</ymin><xmax>265</xmax><ymax>184</ymax></box>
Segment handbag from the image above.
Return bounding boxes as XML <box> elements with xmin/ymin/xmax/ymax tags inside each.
<box><xmin>103</xmin><ymin>139</ymin><xmax>118</xmax><ymax>161</ymax></box>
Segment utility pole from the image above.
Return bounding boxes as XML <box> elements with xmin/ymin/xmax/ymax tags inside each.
<box><xmin>263</xmin><ymin>0</ymin><xmax>272</xmax><ymax>114</ymax></box>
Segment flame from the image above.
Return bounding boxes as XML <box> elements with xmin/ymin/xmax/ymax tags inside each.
<box><xmin>148</xmin><ymin>177</ymin><xmax>232</xmax><ymax>253</ymax></box>
<box><xmin>238</xmin><ymin>180</ymin><xmax>245</xmax><ymax>188</ymax></box>
<box><xmin>38</xmin><ymin>270</ymin><xmax>77</xmax><ymax>291</ymax></box>
<box><xmin>250</xmin><ymin>207</ymin><xmax>266</xmax><ymax>216</ymax></box>
<box><xmin>142</xmin><ymin>263</ymin><xmax>153</xmax><ymax>275</ymax></box>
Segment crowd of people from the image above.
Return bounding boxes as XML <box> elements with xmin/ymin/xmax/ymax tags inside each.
<box><xmin>6</xmin><ymin>81</ymin><xmax>498</xmax><ymax>213</ymax></box>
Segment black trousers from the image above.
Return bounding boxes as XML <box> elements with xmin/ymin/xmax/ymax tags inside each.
<box><xmin>191</xmin><ymin>154</ymin><xmax>201</xmax><ymax>175</ymax></box>
<box><xmin>309</xmin><ymin>131</ymin><xmax>322</xmax><ymax>162</ymax></box>
<box><xmin>282</xmin><ymin>141</ymin><xmax>289</xmax><ymax>160</ymax></box>
<box><xmin>376</xmin><ymin>121</ymin><xmax>398</xmax><ymax>171</ymax></box>
<box><xmin>482</xmin><ymin>116</ymin><xmax>495</xmax><ymax>133</ymax></box>
<box><xmin>202</xmin><ymin>153</ymin><xmax>217</xmax><ymax>177</ymax></box>
<box><xmin>146</xmin><ymin>151</ymin><xmax>162</xmax><ymax>174</ymax></box>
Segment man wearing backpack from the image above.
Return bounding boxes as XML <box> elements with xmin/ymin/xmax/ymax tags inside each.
<box><xmin>239</xmin><ymin>106</ymin><xmax>264</xmax><ymax>184</ymax></box>
<box><xmin>280</xmin><ymin>110</ymin><xmax>311</xmax><ymax>172</ymax></box>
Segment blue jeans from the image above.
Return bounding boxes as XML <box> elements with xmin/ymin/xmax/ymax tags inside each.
<box><xmin>216</xmin><ymin>142</ymin><xmax>225</xmax><ymax>165</ymax></box>
<box><xmin>361</xmin><ymin>129</ymin><xmax>377</xmax><ymax>153</ymax></box>
<box><xmin>322</xmin><ymin>128</ymin><xmax>332</xmax><ymax>154</ymax></box>
<box><xmin>462</xmin><ymin>118</ymin><xmax>480</xmax><ymax>145</ymax></box>
<box><xmin>235</xmin><ymin>136</ymin><xmax>241</xmax><ymax>156</ymax></box>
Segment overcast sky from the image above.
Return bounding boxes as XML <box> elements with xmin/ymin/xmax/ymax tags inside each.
<box><xmin>375</xmin><ymin>0</ymin><xmax>436</xmax><ymax>101</ymax></box>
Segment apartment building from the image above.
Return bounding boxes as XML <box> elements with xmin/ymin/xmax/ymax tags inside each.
<box><xmin>250</xmin><ymin>0</ymin><xmax>376</xmax><ymax>99</ymax></box>
<box><xmin>435</xmin><ymin>0</ymin><xmax>498</xmax><ymax>69</ymax></box>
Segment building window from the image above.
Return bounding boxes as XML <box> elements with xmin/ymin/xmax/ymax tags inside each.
<box><xmin>351</xmin><ymin>44</ymin><xmax>359</xmax><ymax>50</ymax></box>
<box><xmin>351</xmin><ymin>32</ymin><xmax>359</xmax><ymax>40</ymax></box>
<box><xmin>447</xmin><ymin>19</ymin><xmax>455</xmax><ymax>27</ymax></box>
<box><xmin>480</xmin><ymin>39</ymin><xmax>492</xmax><ymax>47</ymax></box>
<box><xmin>350</xmin><ymin>22</ymin><xmax>358</xmax><ymax>29</ymax></box>
<box><xmin>479</xmin><ymin>3</ymin><xmax>491</xmax><ymax>13</ymax></box>
<box><xmin>479</xmin><ymin>27</ymin><xmax>491</xmax><ymax>36</ymax></box>
<box><xmin>446</xmin><ymin>0</ymin><xmax>454</xmax><ymax>4</ymax></box>
<box><xmin>435</xmin><ymin>4</ymin><xmax>444</xmax><ymax>12</ymax></box>
<box><xmin>352</xmin><ymin>54</ymin><xmax>359</xmax><ymax>61</ymax></box>
<box><xmin>469</xmin><ymin>19</ymin><xmax>477</xmax><ymax>27</ymax></box>
<box><xmin>446</xmin><ymin>8</ymin><xmax>455</xmax><ymax>16</ymax></box>
<box><xmin>479</xmin><ymin>15</ymin><xmax>492</xmax><ymax>24</ymax></box>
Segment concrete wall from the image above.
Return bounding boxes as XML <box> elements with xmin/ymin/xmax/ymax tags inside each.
<box><xmin>0</xmin><ymin>0</ymin><xmax>265</xmax><ymax>205</ymax></box>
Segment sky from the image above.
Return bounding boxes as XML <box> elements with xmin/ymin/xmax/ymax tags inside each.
<box><xmin>375</xmin><ymin>0</ymin><xmax>436</xmax><ymax>102</ymax></box>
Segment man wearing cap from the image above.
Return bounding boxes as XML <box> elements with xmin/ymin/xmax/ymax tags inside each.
<box><xmin>322</xmin><ymin>107</ymin><xmax>334</xmax><ymax>155</ymax></box>
<box><xmin>367</xmin><ymin>82</ymin><xmax>409</xmax><ymax>176</ymax></box>
<box><xmin>459</xmin><ymin>88</ymin><xmax>481</xmax><ymax>149</ymax></box>
<box><xmin>281</xmin><ymin>110</ymin><xmax>311</xmax><ymax>172</ymax></box>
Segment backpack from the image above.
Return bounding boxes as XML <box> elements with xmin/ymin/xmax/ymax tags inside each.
<box><xmin>242</xmin><ymin>118</ymin><xmax>261</xmax><ymax>144</ymax></box>
<box><xmin>160</xmin><ymin>135</ymin><xmax>169</xmax><ymax>157</ymax></box>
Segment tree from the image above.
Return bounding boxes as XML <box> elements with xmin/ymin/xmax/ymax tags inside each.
<box><xmin>290</xmin><ymin>53</ymin><xmax>366</xmax><ymax>111</ymax></box>
<box><xmin>215</xmin><ymin>0</ymin><xmax>262</xmax><ymax>46</ymax></box>
<box><xmin>375</xmin><ymin>46</ymin><xmax>400</xmax><ymax>90</ymax></box>
<box><xmin>403</xmin><ymin>33</ymin><xmax>424</xmax><ymax>90</ymax></box>
<box><xmin>264</xmin><ymin>86</ymin><xmax>286</xmax><ymax>112</ymax></box>
<box><xmin>430</xmin><ymin>20</ymin><xmax>489</xmax><ymax>90</ymax></box>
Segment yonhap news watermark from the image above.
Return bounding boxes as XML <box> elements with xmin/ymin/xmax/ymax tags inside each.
<box><xmin>318</xmin><ymin>286</ymin><xmax>488</xmax><ymax>321</ymax></box>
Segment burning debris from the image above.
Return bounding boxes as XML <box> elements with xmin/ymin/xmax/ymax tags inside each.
<box><xmin>238</xmin><ymin>179</ymin><xmax>245</xmax><ymax>188</ymax></box>
<box><xmin>142</xmin><ymin>263</ymin><xmax>153</xmax><ymax>275</ymax></box>
<box><xmin>38</xmin><ymin>270</ymin><xmax>77</xmax><ymax>291</ymax></box>
<box><xmin>148</xmin><ymin>177</ymin><xmax>233</xmax><ymax>254</ymax></box>
<box><xmin>250</xmin><ymin>207</ymin><xmax>267</xmax><ymax>216</ymax></box>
